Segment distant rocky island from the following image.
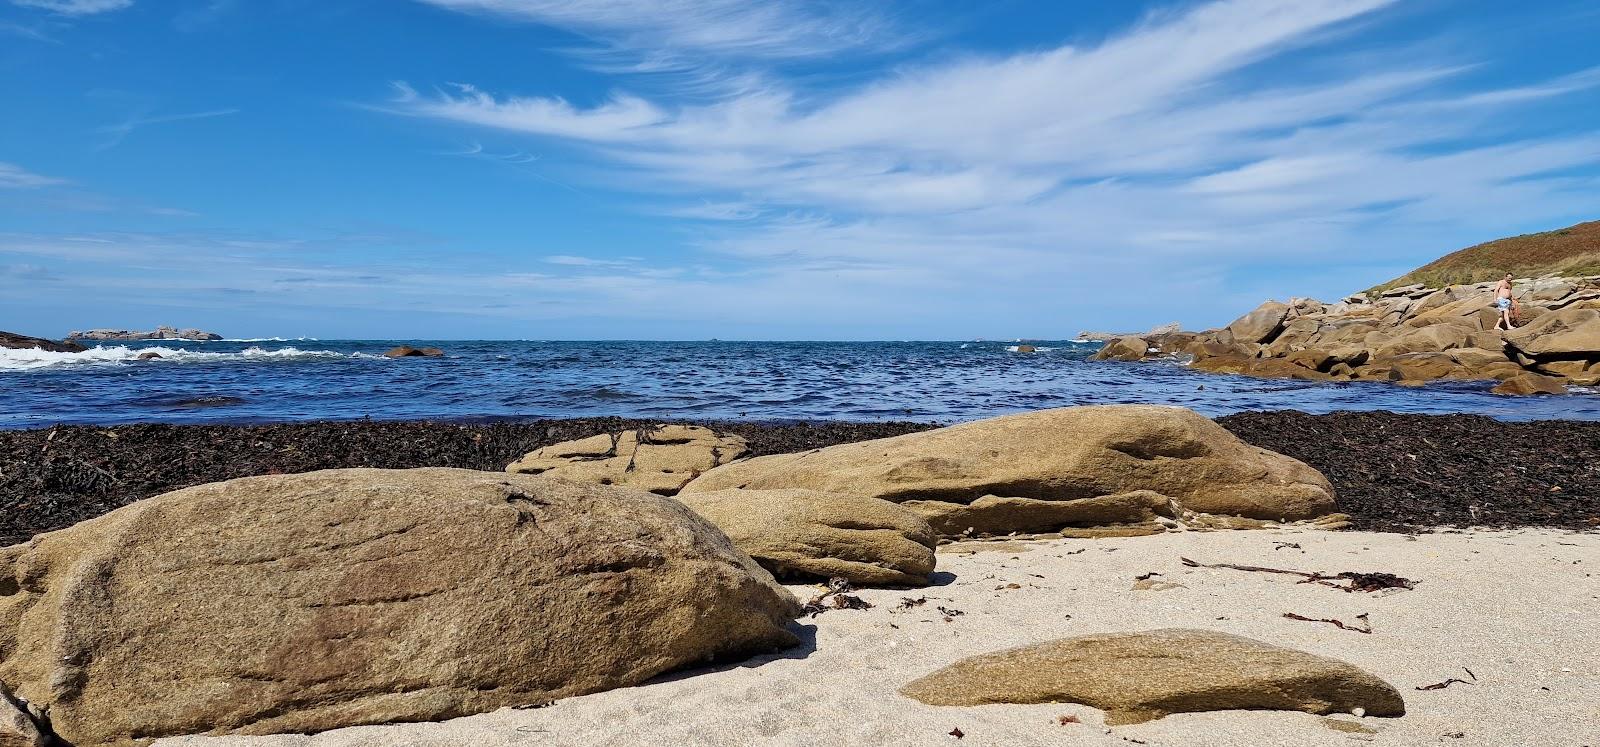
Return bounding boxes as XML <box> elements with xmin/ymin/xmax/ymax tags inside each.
<box><xmin>1094</xmin><ymin>220</ymin><xmax>1600</xmax><ymax>396</ymax></box>
<box><xmin>67</xmin><ymin>325</ymin><xmax>222</xmax><ymax>341</ymax></box>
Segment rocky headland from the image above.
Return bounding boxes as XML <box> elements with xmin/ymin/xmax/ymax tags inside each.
<box><xmin>67</xmin><ymin>325</ymin><xmax>222</xmax><ymax>341</ymax></box>
<box><xmin>1095</xmin><ymin>221</ymin><xmax>1600</xmax><ymax>394</ymax></box>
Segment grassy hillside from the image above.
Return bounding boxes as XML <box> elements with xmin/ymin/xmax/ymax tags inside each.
<box><xmin>1367</xmin><ymin>220</ymin><xmax>1600</xmax><ymax>294</ymax></box>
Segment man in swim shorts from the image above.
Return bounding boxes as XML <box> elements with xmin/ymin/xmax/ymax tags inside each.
<box><xmin>1494</xmin><ymin>273</ymin><xmax>1517</xmax><ymax>331</ymax></box>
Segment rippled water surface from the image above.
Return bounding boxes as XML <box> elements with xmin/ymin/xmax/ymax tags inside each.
<box><xmin>1</xmin><ymin>339</ymin><xmax>1594</xmax><ymax>427</ymax></box>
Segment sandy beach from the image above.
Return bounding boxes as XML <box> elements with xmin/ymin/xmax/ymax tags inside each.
<box><xmin>153</xmin><ymin>527</ymin><xmax>1599</xmax><ymax>747</ymax></box>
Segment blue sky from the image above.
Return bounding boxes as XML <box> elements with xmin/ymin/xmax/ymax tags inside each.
<box><xmin>2</xmin><ymin>0</ymin><xmax>1598</xmax><ymax>340</ymax></box>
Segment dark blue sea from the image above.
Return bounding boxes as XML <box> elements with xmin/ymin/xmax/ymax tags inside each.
<box><xmin>1</xmin><ymin>339</ymin><xmax>1594</xmax><ymax>428</ymax></box>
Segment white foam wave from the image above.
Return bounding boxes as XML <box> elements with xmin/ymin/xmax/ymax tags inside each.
<box><xmin>0</xmin><ymin>345</ymin><xmax>378</xmax><ymax>371</ymax></box>
<box><xmin>221</xmin><ymin>337</ymin><xmax>320</xmax><ymax>342</ymax></box>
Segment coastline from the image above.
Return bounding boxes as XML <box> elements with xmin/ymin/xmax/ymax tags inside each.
<box><xmin>4</xmin><ymin>411</ymin><xmax>1596</xmax><ymax>547</ymax></box>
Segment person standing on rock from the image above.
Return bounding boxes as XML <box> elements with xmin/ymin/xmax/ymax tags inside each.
<box><xmin>1494</xmin><ymin>273</ymin><xmax>1518</xmax><ymax>331</ymax></box>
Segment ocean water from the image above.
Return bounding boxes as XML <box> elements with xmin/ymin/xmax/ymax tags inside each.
<box><xmin>0</xmin><ymin>339</ymin><xmax>1593</xmax><ymax>428</ymax></box>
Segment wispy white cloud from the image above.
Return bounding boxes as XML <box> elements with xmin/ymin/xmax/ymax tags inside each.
<box><xmin>94</xmin><ymin>107</ymin><xmax>240</xmax><ymax>150</ymax></box>
<box><xmin>412</xmin><ymin>0</ymin><xmax>898</xmax><ymax>63</ymax></box>
<box><xmin>384</xmin><ymin>0</ymin><xmax>1600</xmax><ymax>333</ymax></box>
<box><xmin>662</xmin><ymin>201</ymin><xmax>761</xmax><ymax>221</ymax></box>
<box><xmin>543</xmin><ymin>254</ymin><xmax>635</xmax><ymax>267</ymax></box>
<box><xmin>10</xmin><ymin>0</ymin><xmax>132</xmax><ymax>16</ymax></box>
<box><xmin>393</xmin><ymin>0</ymin><xmax>1418</xmax><ymax>217</ymax></box>
<box><xmin>0</xmin><ymin>162</ymin><xmax>68</xmax><ymax>189</ymax></box>
<box><xmin>432</xmin><ymin>141</ymin><xmax>540</xmax><ymax>164</ymax></box>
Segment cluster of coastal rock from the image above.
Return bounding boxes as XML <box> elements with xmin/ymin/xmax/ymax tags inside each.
<box><xmin>66</xmin><ymin>326</ymin><xmax>222</xmax><ymax>342</ymax></box>
<box><xmin>1</xmin><ymin>405</ymin><xmax>1406</xmax><ymax>746</ymax></box>
<box><xmin>1095</xmin><ymin>276</ymin><xmax>1600</xmax><ymax>395</ymax></box>
<box><xmin>1</xmin><ymin>328</ymin><xmax>225</xmax><ymax>355</ymax></box>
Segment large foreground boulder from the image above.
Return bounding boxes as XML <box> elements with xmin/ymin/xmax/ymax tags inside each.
<box><xmin>0</xmin><ymin>468</ymin><xmax>799</xmax><ymax>746</ymax></box>
<box><xmin>507</xmin><ymin>425</ymin><xmax>748</xmax><ymax>496</ymax></box>
<box><xmin>681</xmin><ymin>406</ymin><xmax>1336</xmax><ymax>534</ymax></box>
<box><xmin>677</xmin><ymin>489</ymin><xmax>937</xmax><ymax>586</ymax></box>
<box><xmin>900</xmin><ymin>629</ymin><xmax>1405</xmax><ymax>725</ymax></box>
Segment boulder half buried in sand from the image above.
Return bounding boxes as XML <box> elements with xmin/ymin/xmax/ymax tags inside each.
<box><xmin>680</xmin><ymin>405</ymin><xmax>1337</xmax><ymax>534</ymax></box>
<box><xmin>0</xmin><ymin>468</ymin><xmax>799</xmax><ymax>746</ymax></box>
<box><xmin>677</xmin><ymin>488</ymin><xmax>937</xmax><ymax>586</ymax></box>
<box><xmin>508</xmin><ymin>424</ymin><xmax>748</xmax><ymax>496</ymax></box>
<box><xmin>900</xmin><ymin>629</ymin><xmax>1405</xmax><ymax>725</ymax></box>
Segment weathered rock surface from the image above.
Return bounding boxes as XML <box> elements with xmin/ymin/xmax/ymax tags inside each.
<box><xmin>681</xmin><ymin>406</ymin><xmax>1337</xmax><ymax>534</ymax></box>
<box><xmin>1504</xmin><ymin>308</ymin><xmax>1600</xmax><ymax>359</ymax></box>
<box><xmin>1492</xmin><ymin>372</ymin><xmax>1568</xmax><ymax>396</ymax></box>
<box><xmin>1224</xmin><ymin>301</ymin><xmax>1291</xmax><ymax>344</ymax></box>
<box><xmin>508</xmin><ymin>425</ymin><xmax>748</xmax><ymax>496</ymax></box>
<box><xmin>0</xmin><ymin>331</ymin><xmax>84</xmax><ymax>354</ymax></box>
<box><xmin>1</xmin><ymin>682</ymin><xmax>48</xmax><ymax>747</ymax></box>
<box><xmin>899</xmin><ymin>628</ymin><xmax>1406</xmax><ymax>725</ymax></box>
<box><xmin>382</xmin><ymin>345</ymin><xmax>444</xmax><ymax>358</ymax></box>
<box><xmin>0</xmin><ymin>468</ymin><xmax>799</xmax><ymax>746</ymax></box>
<box><xmin>1094</xmin><ymin>336</ymin><xmax>1150</xmax><ymax>361</ymax></box>
<box><xmin>903</xmin><ymin>491</ymin><xmax>1177</xmax><ymax>536</ymax></box>
<box><xmin>66</xmin><ymin>326</ymin><xmax>221</xmax><ymax>341</ymax></box>
<box><xmin>676</xmin><ymin>489</ymin><xmax>937</xmax><ymax>585</ymax></box>
<box><xmin>1094</xmin><ymin>274</ymin><xmax>1600</xmax><ymax>394</ymax></box>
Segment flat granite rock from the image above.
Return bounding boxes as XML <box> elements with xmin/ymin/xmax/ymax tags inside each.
<box><xmin>0</xmin><ymin>468</ymin><xmax>799</xmax><ymax>747</ymax></box>
<box><xmin>677</xmin><ymin>488</ymin><xmax>937</xmax><ymax>586</ymax></box>
<box><xmin>900</xmin><ymin>628</ymin><xmax>1406</xmax><ymax>725</ymax></box>
<box><xmin>508</xmin><ymin>424</ymin><xmax>748</xmax><ymax>496</ymax></box>
<box><xmin>681</xmin><ymin>406</ymin><xmax>1337</xmax><ymax>533</ymax></box>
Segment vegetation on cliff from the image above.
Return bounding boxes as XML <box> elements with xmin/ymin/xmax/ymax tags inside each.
<box><xmin>1368</xmin><ymin>220</ymin><xmax>1600</xmax><ymax>294</ymax></box>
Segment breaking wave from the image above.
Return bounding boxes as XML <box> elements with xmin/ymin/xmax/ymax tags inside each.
<box><xmin>0</xmin><ymin>345</ymin><xmax>380</xmax><ymax>371</ymax></box>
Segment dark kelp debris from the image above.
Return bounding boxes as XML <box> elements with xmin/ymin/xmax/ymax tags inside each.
<box><xmin>800</xmin><ymin>577</ymin><xmax>874</xmax><ymax>617</ymax></box>
<box><xmin>1283</xmin><ymin>612</ymin><xmax>1373</xmax><ymax>634</ymax></box>
<box><xmin>897</xmin><ymin>596</ymin><xmax>928</xmax><ymax>610</ymax></box>
<box><xmin>948</xmin><ymin>727</ymin><xmax>964</xmax><ymax>739</ymax></box>
<box><xmin>1218</xmin><ymin>410</ymin><xmax>1600</xmax><ymax>532</ymax></box>
<box><xmin>8</xmin><ymin>412</ymin><xmax>1597</xmax><ymax>545</ymax></box>
<box><xmin>1417</xmin><ymin>668</ymin><xmax>1479</xmax><ymax>691</ymax></box>
<box><xmin>1180</xmin><ymin>557</ymin><xmax>1417</xmax><ymax>592</ymax></box>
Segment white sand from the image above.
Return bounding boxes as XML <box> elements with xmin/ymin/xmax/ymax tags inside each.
<box><xmin>159</xmin><ymin>528</ymin><xmax>1600</xmax><ymax>747</ymax></box>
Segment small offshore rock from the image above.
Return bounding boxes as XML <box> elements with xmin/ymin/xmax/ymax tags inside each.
<box><xmin>383</xmin><ymin>345</ymin><xmax>445</xmax><ymax>358</ymax></box>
